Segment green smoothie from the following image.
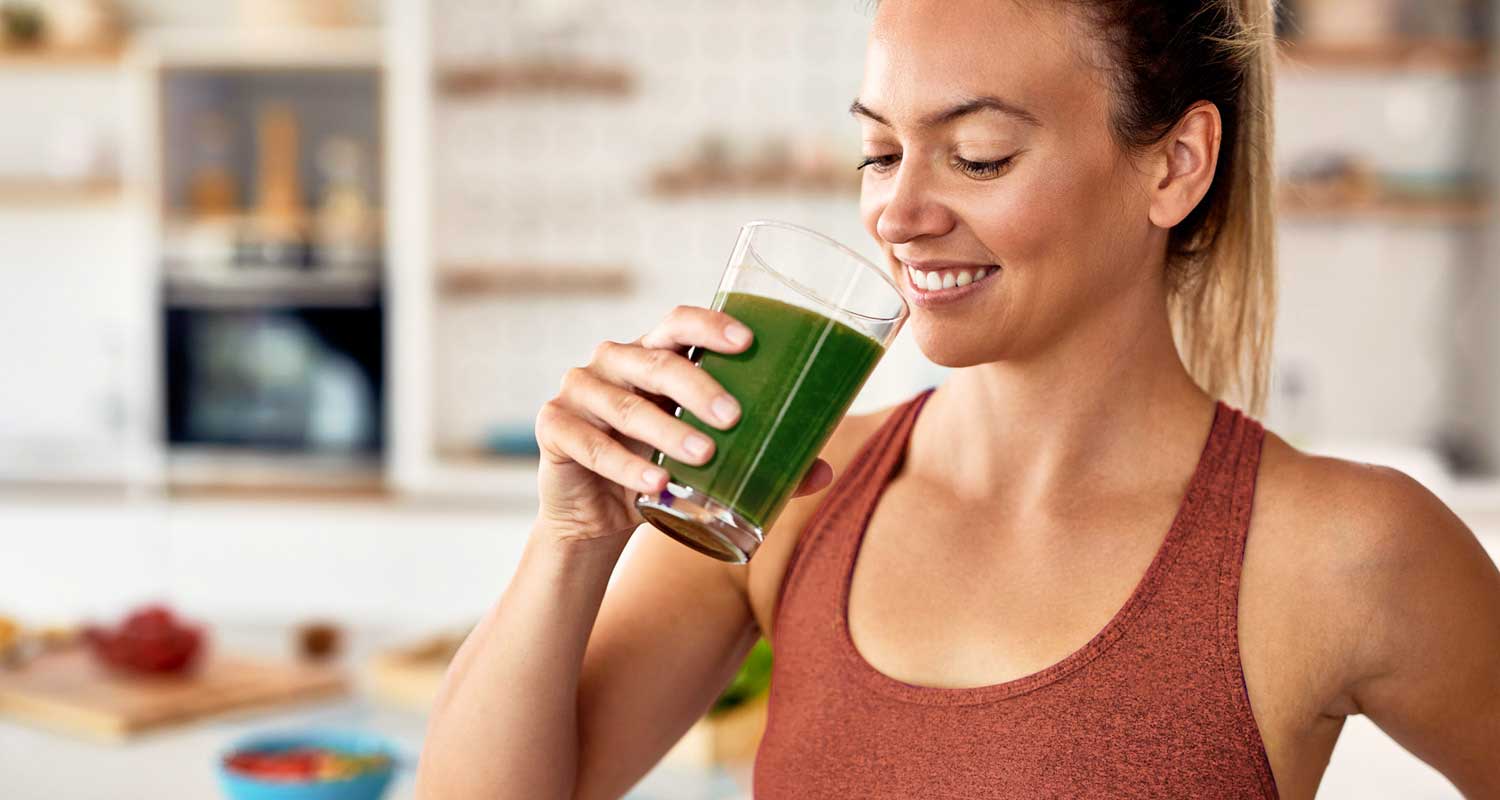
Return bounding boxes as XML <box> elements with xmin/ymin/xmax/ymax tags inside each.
<box><xmin>649</xmin><ymin>291</ymin><xmax>885</xmax><ymax>533</ymax></box>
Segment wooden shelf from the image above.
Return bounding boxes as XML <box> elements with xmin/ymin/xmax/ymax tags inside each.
<box><xmin>1278</xmin><ymin>38</ymin><xmax>1491</xmax><ymax>73</ymax></box>
<box><xmin>137</xmin><ymin>28</ymin><xmax>383</xmax><ymax>69</ymax></box>
<box><xmin>0</xmin><ymin>178</ymin><xmax>123</xmax><ymax>205</ymax></box>
<box><xmin>649</xmin><ymin>166</ymin><xmax>859</xmax><ymax>198</ymax></box>
<box><xmin>437</xmin><ymin>263</ymin><xmax>633</xmax><ymax>296</ymax></box>
<box><xmin>435</xmin><ymin>450</ymin><xmax>539</xmax><ymax>468</ymax></box>
<box><xmin>437</xmin><ymin>61</ymin><xmax>634</xmax><ymax>97</ymax></box>
<box><xmin>1280</xmin><ymin>188</ymin><xmax>1490</xmax><ymax>224</ymax></box>
<box><xmin>0</xmin><ymin>43</ymin><xmax>124</xmax><ymax>67</ymax></box>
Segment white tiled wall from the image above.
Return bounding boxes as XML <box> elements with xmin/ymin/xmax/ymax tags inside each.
<box><xmin>427</xmin><ymin>1</ymin><xmax>1495</xmax><ymax>463</ymax></box>
<box><xmin>427</xmin><ymin>0</ymin><xmax>939</xmax><ymax>454</ymax></box>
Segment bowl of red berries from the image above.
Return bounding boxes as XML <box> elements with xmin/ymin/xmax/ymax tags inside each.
<box><xmin>218</xmin><ymin>730</ymin><xmax>401</xmax><ymax>800</ymax></box>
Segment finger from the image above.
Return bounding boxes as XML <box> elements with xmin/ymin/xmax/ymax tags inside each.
<box><xmin>792</xmin><ymin>458</ymin><xmax>834</xmax><ymax>497</ymax></box>
<box><xmin>561</xmin><ymin>366</ymin><xmax>718</xmax><ymax>466</ymax></box>
<box><xmin>587</xmin><ymin>341</ymin><xmax>742</xmax><ymax>430</ymax></box>
<box><xmin>536</xmin><ymin>400</ymin><xmax>669</xmax><ymax>494</ymax></box>
<box><xmin>638</xmin><ymin>305</ymin><xmax>754</xmax><ymax>354</ymax></box>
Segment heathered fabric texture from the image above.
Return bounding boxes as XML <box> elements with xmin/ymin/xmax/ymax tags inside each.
<box><xmin>754</xmin><ymin>387</ymin><xmax>1279</xmax><ymax>799</ymax></box>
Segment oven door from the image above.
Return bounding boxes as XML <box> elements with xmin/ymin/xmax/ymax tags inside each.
<box><xmin>165</xmin><ymin>305</ymin><xmax>383</xmax><ymax>454</ymax></box>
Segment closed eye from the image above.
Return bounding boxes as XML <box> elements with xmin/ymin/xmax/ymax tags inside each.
<box><xmin>954</xmin><ymin>155</ymin><xmax>1016</xmax><ymax>180</ymax></box>
<box><xmin>856</xmin><ymin>154</ymin><xmax>901</xmax><ymax>173</ymax></box>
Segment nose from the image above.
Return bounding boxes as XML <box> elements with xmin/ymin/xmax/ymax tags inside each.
<box><xmin>873</xmin><ymin>159</ymin><xmax>954</xmax><ymax>245</ymax></box>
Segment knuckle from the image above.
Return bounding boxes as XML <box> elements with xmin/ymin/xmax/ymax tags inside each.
<box><xmin>582</xmin><ymin>432</ymin><xmax>609</xmax><ymax>470</ymax></box>
<box><xmin>643</xmin><ymin>346</ymin><xmax>673</xmax><ymax>372</ymax></box>
<box><xmin>611</xmin><ymin>389</ymin><xmax>644</xmax><ymax>425</ymax></box>
<box><xmin>535</xmin><ymin>398</ymin><xmax>557</xmax><ymax>424</ymax></box>
<box><xmin>589</xmin><ymin>339</ymin><xmax>618</xmax><ymax>365</ymax></box>
<box><xmin>534</xmin><ymin>400</ymin><xmax>560</xmax><ymax>435</ymax></box>
<box><xmin>559</xmin><ymin>366</ymin><xmax>586</xmax><ymax>394</ymax></box>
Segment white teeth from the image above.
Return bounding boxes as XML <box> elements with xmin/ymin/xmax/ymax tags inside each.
<box><xmin>905</xmin><ymin>264</ymin><xmax>998</xmax><ymax>292</ymax></box>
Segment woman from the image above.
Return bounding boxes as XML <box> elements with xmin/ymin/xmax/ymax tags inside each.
<box><xmin>416</xmin><ymin>0</ymin><xmax>1500</xmax><ymax>797</ymax></box>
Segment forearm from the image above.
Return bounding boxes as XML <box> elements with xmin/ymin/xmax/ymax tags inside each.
<box><xmin>415</xmin><ymin>526</ymin><xmax>629</xmax><ymax>800</ymax></box>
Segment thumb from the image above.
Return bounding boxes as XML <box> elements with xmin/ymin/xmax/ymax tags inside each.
<box><xmin>791</xmin><ymin>458</ymin><xmax>834</xmax><ymax>497</ymax></box>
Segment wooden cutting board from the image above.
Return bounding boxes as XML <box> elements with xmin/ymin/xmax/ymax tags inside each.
<box><xmin>0</xmin><ymin>648</ymin><xmax>349</xmax><ymax>742</ymax></box>
<box><xmin>367</xmin><ymin>632</ymin><xmax>464</xmax><ymax>713</ymax></box>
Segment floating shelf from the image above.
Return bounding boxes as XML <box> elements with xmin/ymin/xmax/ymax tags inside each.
<box><xmin>1280</xmin><ymin>188</ymin><xmax>1490</xmax><ymax>224</ymax></box>
<box><xmin>1278</xmin><ymin>38</ymin><xmax>1491</xmax><ymax>73</ymax></box>
<box><xmin>0</xmin><ymin>178</ymin><xmax>123</xmax><ymax>205</ymax></box>
<box><xmin>437</xmin><ymin>61</ymin><xmax>634</xmax><ymax>97</ymax></box>
<box><xmin>649</xmin><ymin>166</ymin><xmax>859</xmax><ymax>198</ymax></box>
<box><xmin>0</xmin><ymin>43</ymin><xmax>124</xmax><ymax>67</ymax></box>
<box><xmin>136</xmin><ymin>28</ymin><xmax>383</xmax><ymax>69</ymax></box>
<box><xmin>437</xmin><ymin>263</ymin><xmax>633</xmax><ymax>296</ymax></box>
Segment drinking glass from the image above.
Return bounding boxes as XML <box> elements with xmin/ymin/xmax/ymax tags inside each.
<box><xmin>635</xmin><ymin>220</ymin><xmax>908</xmax><ymax>563</ymax></box>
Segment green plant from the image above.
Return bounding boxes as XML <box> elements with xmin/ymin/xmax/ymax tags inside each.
<box><xmin>710</xmin><ymin>636</ymin><xmax>773</xmax><ymax>716</ymax></box>
<box><xmin>0</xmin><ymin>2</ymin><xmax>45</xmax><ymax>45</ymax></box>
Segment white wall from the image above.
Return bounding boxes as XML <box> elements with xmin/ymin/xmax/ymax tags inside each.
<box><xmin>428</xmin><ymin>0</ymin><xmax>939</xmax><ymax>455</ymax></box>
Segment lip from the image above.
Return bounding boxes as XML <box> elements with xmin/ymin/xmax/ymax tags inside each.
<box><xmin>897</xmin><ymin>258</ymin><xmax>993</xmax><ymax>271</ymax></box>
<box><xmin>894</xmin><ymin>259</ymin><xmax>1001</xmax><ymax>309</ymax></box>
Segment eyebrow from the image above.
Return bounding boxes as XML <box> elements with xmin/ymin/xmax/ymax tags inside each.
<box><xmin>848</xmin><ymin>96</ymin><xmax>1042</xmax><ymax>129</ymax></box>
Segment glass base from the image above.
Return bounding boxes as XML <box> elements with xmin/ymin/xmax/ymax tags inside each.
<box><xmin>635</xmin><ymin>482</ymin><xmax>764</xmax><ymax>564</ymax></box>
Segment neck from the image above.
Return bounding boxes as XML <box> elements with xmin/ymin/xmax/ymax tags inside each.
<box><xmin>908</xmin><ymin>279</ymin><xmax>1216</xmax><ymax>516</ymax></box>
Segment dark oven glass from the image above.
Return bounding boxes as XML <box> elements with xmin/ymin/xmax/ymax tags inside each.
<box><xmin>165</xmin><ymin>306</ymin><xmax>384</xmax><ymax>453</ymax></box>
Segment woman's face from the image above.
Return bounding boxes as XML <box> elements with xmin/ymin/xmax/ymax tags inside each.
<box><xmin>857</xmin><ymin>0</ymin><xmax>1163</xmax><ymax>368</ymax></box>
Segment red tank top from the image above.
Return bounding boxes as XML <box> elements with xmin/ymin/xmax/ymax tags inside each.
<box><xmin>754</xmin><ymin>387</ymin><xmax>1279</xmax><ymax>799</ymax></box>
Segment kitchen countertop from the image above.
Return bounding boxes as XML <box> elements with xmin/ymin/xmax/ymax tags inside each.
<box><xmin>0</xmin><ymin>625</ymin><xmax>751</xmax><ymax>800</ymax></box>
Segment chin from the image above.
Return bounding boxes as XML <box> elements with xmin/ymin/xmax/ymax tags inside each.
<box><xmin>908</xmin><ymin>316</ymin><xmax>1003</xmax><ymax>368</ymax></box>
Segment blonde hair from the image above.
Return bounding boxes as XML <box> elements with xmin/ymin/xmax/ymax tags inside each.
<box><xmin>1165</xmin><ymin>0</ymin><xmax>1278</xmax><ymax>417</ymax></box>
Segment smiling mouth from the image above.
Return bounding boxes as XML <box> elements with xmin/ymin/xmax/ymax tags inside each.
<box><xmin>901</xmin><ymin>263</ymin><xmax>1000</xmax><ymax>293</ymax></box>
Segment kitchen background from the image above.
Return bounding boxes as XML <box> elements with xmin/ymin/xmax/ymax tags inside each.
<box><xmin>1</xmin><ymin>0</ymin><xmax>1497</xmax><ymax>798</ymax></box>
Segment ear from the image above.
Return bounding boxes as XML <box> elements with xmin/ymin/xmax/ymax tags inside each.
<box><xmin>1146</xmin><ymin>101</ymin><xmax>1222</xmax><ymax>229</ymax></box>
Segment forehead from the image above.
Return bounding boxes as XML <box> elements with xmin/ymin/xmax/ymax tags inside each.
<box><xmin>861</xmin><ymin>0</ymin><xmax>1104</xmax><ymax>130</ymax></box>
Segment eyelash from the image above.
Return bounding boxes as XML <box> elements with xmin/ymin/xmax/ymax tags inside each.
<box><xmin>855</xmin><ymin>153</ymin><xmax>1016</xmax><ymax>180</ymax></box>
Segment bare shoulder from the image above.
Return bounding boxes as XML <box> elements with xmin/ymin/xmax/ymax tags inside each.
<box><xmin>1245</xmin><ymin>429</ymin><xmax>1497</xmax><ymax>711</ymax></box>
<box><xmin>1253</xmin><ymin>429</ymin><xmax>1478</xmax><ymax>584</ymax></box>
<box><xmin>726</xmin><ymin>399</ymin><xmax>907</xmax><ymax>641</ymax></box>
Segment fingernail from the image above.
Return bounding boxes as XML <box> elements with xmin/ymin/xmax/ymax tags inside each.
<box><xmin>725</xmin><ymin>322</ymin><xmax>752</xmax><ymax>348</ymax></box>
<box><xmin>712</xmin><ymin>394</ymin><xmax>740</xmax><ymax>424</ymax></box>
<box><xmin>684</xmin><ymin>433</ymin><xmax>712</xmax><ymax>460</ymax></box>
<box><xmin>643</xmin><ymin>467</ymin><xmax>667</xmax><ymax>487</ymax></box>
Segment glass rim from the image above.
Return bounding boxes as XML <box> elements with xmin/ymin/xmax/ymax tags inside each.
<box><xmin>740</xmin><ymin>219</ymin><xmax>909</xmax><ymax>325</ymax></box>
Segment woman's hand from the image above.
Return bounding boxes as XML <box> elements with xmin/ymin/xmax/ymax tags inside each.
<box><xmin>534</xmin><ymin>305</ymin><xmax>833</xmax><ymax>546</ymax></box>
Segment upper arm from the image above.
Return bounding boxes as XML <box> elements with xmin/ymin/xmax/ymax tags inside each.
<box><xmin>570</xmin><ymin>404</ymin><xmax>898</xmax><ymax>799</ymax></box>
<box><xmin>573</xmin><ymin>522</ymin><xmax>757</xmax><ymax>800</ymax></box>
<box><xmin>1338</xmin><ymin>467</ymin><xmax>1500</xmax><ymax>796</ymax></box>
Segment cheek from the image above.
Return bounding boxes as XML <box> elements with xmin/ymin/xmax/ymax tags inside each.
<box><xmin>971</xmin><ymin>155</ymin><xmax>1142</xmax><ymax>282</ymax></box>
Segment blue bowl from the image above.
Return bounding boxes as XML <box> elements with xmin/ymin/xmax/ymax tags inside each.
<box><xmin>217</xmin><ymin>730</ymin><xmax>401</xmax><ymax>800</ymax></box>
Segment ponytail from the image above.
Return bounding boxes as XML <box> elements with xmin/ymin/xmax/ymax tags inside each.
<box><xmin>1166</xmin><ymin>0</ymin><xmax>1278</xmax><ymax>417</ymax></box>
